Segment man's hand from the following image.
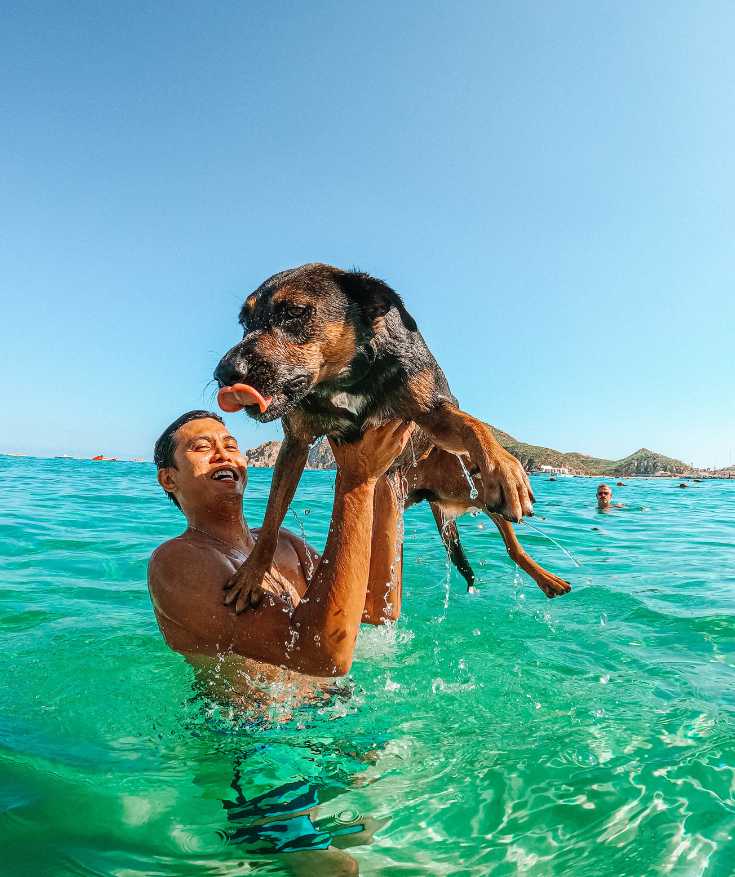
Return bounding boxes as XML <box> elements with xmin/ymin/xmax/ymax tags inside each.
<box><xmin>330</xmin><ymin>420</ymin><xmax>415</xmax><ymax>488</ymax></box>
<box><xmin>224</xmin><ymin>421</ymin><xmax>413</xmax><ymax>615</ymax></box>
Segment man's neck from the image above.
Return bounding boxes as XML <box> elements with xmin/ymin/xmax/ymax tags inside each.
<box><xmin>185</xmin><ymin>506</ymin><xmax>253</xmax><ymax>552</ymax></box>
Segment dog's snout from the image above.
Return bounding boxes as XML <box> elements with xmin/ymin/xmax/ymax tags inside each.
<box><xmin>214</xmin><ymin>354</ymin><xmax>247</xmax><ymax>388</ymax></box>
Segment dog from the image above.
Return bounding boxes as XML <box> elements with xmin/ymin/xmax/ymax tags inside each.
<box><xmin>405</xmin><ymin>445</ymin><xmax>572</xmax><ymax>598</ymax></box>
<box><xmin>214</xmin><ymin>263</ymin><xmax>570</xmax><ymax>610</ymax></box>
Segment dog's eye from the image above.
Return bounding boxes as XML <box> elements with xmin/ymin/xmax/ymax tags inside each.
<box><xmin>283</xmin><ymin>305</ymin><xmax>308</xmax><ymax>321</ymax></box>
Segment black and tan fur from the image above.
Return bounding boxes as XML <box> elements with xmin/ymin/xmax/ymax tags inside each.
<box><xmin>214</xmin><ymin>263</ymin><xmax>570</xmax><ymax>608</ymax></box>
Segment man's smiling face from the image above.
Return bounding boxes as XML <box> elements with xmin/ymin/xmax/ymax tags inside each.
<box><xmin>158</xmin><ymin>418</ymin><xmax>248</xmax><ymax>512</ymax></box>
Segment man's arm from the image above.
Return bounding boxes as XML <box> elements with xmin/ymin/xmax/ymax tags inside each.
<box><xmin>149</xmin><ymin>421</ymin><xmax>412</xmax><ymax>676</ymax></box>
<box><xmin>362</xmin><ymin>473</ymin><xmax>403</xmax><ymax>624</ymax></box>
<box><xmin>289</xmin><ymin>473</ymin><xmax>403</xmax><ymax>626</ymax></box>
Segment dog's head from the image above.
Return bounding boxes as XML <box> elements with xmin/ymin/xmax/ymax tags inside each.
<box><xmin>214</xmin><ymin>263</ymin><xmax>417</xmax><ymax>422</ymax></box>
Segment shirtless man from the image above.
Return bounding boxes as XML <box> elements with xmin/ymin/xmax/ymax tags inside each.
<box><xmin>148</xmin><ymin>409</ymin><xmax>411</xmax><ymax>680</ymax></box>
<box><xmin>147</xmin><ymin>410</ymin><xmax>411</xmax><ymax>875</ymax></box>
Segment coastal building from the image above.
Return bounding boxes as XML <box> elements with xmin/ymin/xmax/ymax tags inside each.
<box><xmin>537</xmin><ymin>464</ymin><xmax>572</xmax><ymax>476</ymax></box>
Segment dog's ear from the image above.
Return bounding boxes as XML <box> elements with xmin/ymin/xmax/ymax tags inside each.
<box><xmin>341</xmin><ymin>271</ymin><xmax>418</xmax><ymax>332</ymax></box>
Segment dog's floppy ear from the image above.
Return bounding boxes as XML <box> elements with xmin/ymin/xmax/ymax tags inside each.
<box><xmin>341</xmin><ymin>271</ymin><xmax>418</xmax><ymax>332</ymax></box>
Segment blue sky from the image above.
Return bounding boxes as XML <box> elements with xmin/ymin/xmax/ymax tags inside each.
<box><xmin>1</xmin><ymin>2</ymin><xmax>733</xmax><ymax>468</ymax></box>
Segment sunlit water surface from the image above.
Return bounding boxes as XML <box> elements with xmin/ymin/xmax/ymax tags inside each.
<box><xmin>1</xmin><ymin>455</ymin><xmax>734</xmax><ymax>875</ymax></box>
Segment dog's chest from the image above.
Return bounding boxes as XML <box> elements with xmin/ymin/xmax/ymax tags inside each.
<box><xmin>328</xmin><ymin>390</ymin><xmax>368</xmax><ymax>416</ymax></box>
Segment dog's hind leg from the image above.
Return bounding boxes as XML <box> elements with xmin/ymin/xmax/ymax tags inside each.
<box><xmin>430</xmin><ymin>502</ymin><xmax>476</xmax><ymax>592</ymax></box>
<box><xmin>489</xmin><ymin>513</ymin><xmax>571</xmax><ymax>599</ymax></box>
<box><xmin>416</xmin><ymin>402</ymin><xmax>534</xmax><ymax>524</ymax></box>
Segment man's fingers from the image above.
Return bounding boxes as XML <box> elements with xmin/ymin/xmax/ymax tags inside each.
<box><xmin>392</xmin><ymin>420</ymin><xmax>414</xmax><ymax>452</ymax></box>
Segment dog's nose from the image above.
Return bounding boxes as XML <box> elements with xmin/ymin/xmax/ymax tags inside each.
<box><xmin>214</xmin><ymin>356</ymin><xmax>247</xmax><ymax>388</ymax></box>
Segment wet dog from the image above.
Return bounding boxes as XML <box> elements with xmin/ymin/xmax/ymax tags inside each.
<box><xmin>214</xmin><ymin>263</ymin><xmax>570</xmax><ymax>610</ymax></box>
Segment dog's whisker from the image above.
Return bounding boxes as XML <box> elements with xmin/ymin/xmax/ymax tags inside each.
<box><xmin>202</xmin><ymin>379</ymin><xmax>219</xmax><ymax>405</ymax></box>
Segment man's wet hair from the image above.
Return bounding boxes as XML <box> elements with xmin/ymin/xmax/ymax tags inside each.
<box><xmin>154</xmin><ymin>410</ymin><xmax>225</xmax><ymax>509</ymax></box>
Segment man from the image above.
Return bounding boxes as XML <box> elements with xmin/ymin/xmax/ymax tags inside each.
<box><xmin>596</xmin><ymin>483</ymin><xmax>623</xmax><ymax>511</ymax></box>
<box><xmin>147</xmin><ymin>410</ymin><xmax>411</xmax><ymax>875</ymax></box>
<box><xmin>148</xmin><ymin>410</ymin><xmax>411</xmax><ymax>681</ymax></box>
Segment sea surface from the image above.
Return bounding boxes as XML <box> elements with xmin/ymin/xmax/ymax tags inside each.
<box><xmin>1</xmin><ymin>454</ymin><xmax>734</xmax><ymax>876</ymax></box>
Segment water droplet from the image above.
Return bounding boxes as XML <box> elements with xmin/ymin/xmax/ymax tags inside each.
<box><xmin>456</xmin><ymin>454</ymin><xmax>479</xmax><ymax>500</ymax></box>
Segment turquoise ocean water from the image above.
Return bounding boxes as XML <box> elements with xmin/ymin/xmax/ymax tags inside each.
<box><xmin>1</xmin><ymin>454</ymin><xmax>734</xmax><ymax>875</ymax></box>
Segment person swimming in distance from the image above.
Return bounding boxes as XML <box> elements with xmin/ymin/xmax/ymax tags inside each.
<box><xmin>596</xmin><ymin>483</ymin><xmax>624</xmax><ymax>511</ymax></box>
<box><xmin>147</xmin><ymin>410</ymin><xmax>411</xmax><ymax>875</ymax></box>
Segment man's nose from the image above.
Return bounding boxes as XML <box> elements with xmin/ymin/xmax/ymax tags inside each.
<box><xmin>211</xmin><ymin>439</ymin><xmax>231</xmax><ymax>460</ymax></box>
<box><xmin>214</xmin><ymin>349</ymin><xmax>248</xmax><ymax>387</ymax></box>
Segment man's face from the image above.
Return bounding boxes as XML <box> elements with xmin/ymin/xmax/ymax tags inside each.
<box><xmin>597</xmin><ymin>485</ymin><xmax>612</xmax><ymax>508</ymax></box>
<box><xmin>158</xmin><ymin>418</ymin><xmax>248</xmax><ymax>512</ymax></box>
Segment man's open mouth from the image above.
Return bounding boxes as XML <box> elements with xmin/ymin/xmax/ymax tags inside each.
<box><xmin>210</xmin><ymin>466</ymin><xmax>239</xmax><ymax>482</ymax></box>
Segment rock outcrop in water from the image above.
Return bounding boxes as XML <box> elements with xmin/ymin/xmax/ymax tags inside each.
<box><xmin>245</xmin><ymin>430</ymin><xmax>694</xmax><ymax>477</ymax></box>
<box><xmin>244</xmin><ymin>438</ymin><xmax>337</xmax><ymax>470</ymax></box>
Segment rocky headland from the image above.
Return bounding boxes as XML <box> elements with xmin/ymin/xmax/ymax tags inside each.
<box><xmin>244</xmin><ymin>427</ymin><xmax>718</xmax><ymax>477</ymax></box>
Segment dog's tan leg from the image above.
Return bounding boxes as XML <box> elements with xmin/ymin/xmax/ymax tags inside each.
<box><xmin>224</xmin><ymin>435</ymin><xmax>310</xmax><ymax>612</ymax></box>
<box><xmin>417</xmin><ymin>402</ymin><xmax>534</xmax><ymax>523</ymax></box>
<box><xmin>362</xmin><ymin>473</ymin><xmax>403</xmax><ymax>623</ymax></box>
<box><xmin>489</xmin><ymin>513</ymin><xmax>571</xmax><ymax>598</ymax></box>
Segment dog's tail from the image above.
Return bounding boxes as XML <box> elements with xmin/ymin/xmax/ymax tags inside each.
<box><xmin>430</xmin><ymin>502</ymin><xmax>476</xmax><ymax>592</ymax></box>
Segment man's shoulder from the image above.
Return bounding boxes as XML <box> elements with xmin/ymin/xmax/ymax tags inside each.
<box><xmin>148</xmin><ymin>535</ymin><xmax>220</xmax><ymax>586</ymax></box>
<box><xmin>149</xmin><ymin>534</ymin><xmax>192</xmax><ymax>569</ymax></box>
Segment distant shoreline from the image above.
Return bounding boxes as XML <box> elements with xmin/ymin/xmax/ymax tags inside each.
<box><xmin>2</xmin><ymin>447</ymin><xmax>733</xmax><ymax>480</ymax></box>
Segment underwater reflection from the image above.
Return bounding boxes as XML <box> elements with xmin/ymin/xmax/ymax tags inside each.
<box><xmin>186</xmin><ymin>656</ymin><xmax>388</xmax><ymax>875</ymax></box>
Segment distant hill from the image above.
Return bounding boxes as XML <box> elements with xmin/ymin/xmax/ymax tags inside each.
<box><xmin>496</xmin><ymin>430</ymin><xmax>692</xmax><ymax>476</ymax></box>
<box><xmin>245</xmin><ymin>428</ymin><xmax>694</xmax><ymax>477</ymax></box>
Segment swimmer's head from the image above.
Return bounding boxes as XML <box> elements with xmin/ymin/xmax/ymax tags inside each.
<box><xmin>596</xmin><ymin>483</ymin><xmax>613</xmax><ymax>509</ymax></box>
<box><xmin>154</xmin><ymin>411</ymin><xmax>247</xmax><ymax>513</ymax></box>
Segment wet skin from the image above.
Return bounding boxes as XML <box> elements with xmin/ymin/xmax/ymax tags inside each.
<box><xmin>148</xmin><ymin>418</ymin><xmax>413</xmax><ymax>678</ymax></box>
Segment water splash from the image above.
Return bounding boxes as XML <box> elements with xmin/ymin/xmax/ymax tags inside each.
<box><xmin>289</xmin><ymin>508</ymin><xmax>315</xmax><ymax>581</ymax></box>
<box><xmin>455</xmin><ymin>454</ymin><xmax>478</xmax><ymax>500</ymax></box>
<box><xmin>519</xmin><ymin>518</ymin><xmax>583</xmax><ymax>568</ymax></box>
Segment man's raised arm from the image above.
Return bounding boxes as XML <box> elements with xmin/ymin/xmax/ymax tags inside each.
<box><xmin>149</xmin><ymin>421</ymin><xmax>412</xmax><ymax>677</ymax></box>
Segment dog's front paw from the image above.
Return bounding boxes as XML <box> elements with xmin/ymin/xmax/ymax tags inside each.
<box><xmin>483</xmin><ymin>447</ymin><xmax>535</xmax><ymax>523</ymax></box>
<box><xmin>224</xmin><ymin>558</ymin><xmax>269</xmax><ymax>613</ymax></box>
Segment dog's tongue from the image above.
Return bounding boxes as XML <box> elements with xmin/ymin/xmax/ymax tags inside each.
<box><xmin>217</xmin><ymin>384</ymin><xmax>272</xmax><ymax>414</ymax></box>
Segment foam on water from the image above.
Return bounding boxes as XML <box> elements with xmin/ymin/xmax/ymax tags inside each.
<box><xmin>1</xmin><ymin>456</ymin><xmax>735</xmax><ymax>875</ymax></box>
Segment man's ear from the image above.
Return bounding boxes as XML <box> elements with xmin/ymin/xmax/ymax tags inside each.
<box><xmin>157</xmin><ymin>467</ymin><xmax>177</xmax><ymax>495</ymax></box>
<box><xmin>340</xmin><ymin>271</ymin><xmax>418</xmax><ymax>332</ymax></box>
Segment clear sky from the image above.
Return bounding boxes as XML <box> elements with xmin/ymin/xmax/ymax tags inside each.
<box><xmin>1</xmin><ymin>2</ymin><xmax>733</xmax><ymax>468</ymax></box>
